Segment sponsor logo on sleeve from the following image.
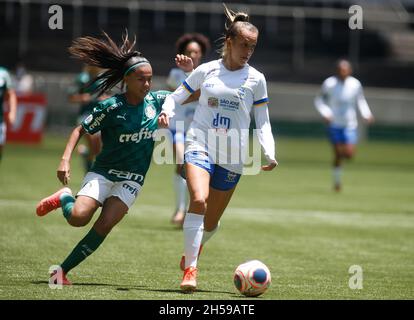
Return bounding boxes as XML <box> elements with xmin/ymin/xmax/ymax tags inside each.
<box><xmin>84</xmin><ymin>114</ymin><xmax>93</xmax><ymax>125</ymax></box>
<box><xmin>88</xmin><ymin>113</ymin><xmax>106</xmax><ymax>130</ymax></box>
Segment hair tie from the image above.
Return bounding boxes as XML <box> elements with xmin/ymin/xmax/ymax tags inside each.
<box><xmin>123</xmin><ymin>57</ymin><xmax>150</xmax><ymax>76</ymax></box>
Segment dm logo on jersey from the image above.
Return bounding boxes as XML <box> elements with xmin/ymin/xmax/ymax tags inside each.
<box><xmin>208</xmin><ymin>97</ymin><xmax>219</xmax><ymax>108</ymax></box>
<box><xmin>117</xmin><ymin>113</ymin><xmax>127</xmax><ymax>121</ymax></box>
<box><xmin>145</xmin><ymin>104</ymin><xmax>156</xmax><ymax>119</ymax></box>
<box><xmin>212</xmin><ymin>113</ymin><xmax>231</xmax><ymax>129</ymax></box>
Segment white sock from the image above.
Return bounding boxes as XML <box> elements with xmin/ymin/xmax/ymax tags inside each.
<box><xmin>201</xmin><ymin>221</ymin><xmax>220</xmax><ymax>246</ymax></box>
<box><xmin>183</xmin><ymin>213</ymin><xmax>204</xmax><ymax>269</ymax></box>
<box><xmin>333</xmin><ymin>167</ymin><xmax>342</xmax><ymax>185</ymax></box>
<box><xmin>174</xmin><ymin>174</ymin><xmax>187</xmax><ymax>212</ymax></box>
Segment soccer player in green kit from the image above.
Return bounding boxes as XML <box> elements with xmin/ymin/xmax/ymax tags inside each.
<box><xmin>35</xmin><ymin>32</ymin><xmax>193</xmax><ymax>285</ymax></box>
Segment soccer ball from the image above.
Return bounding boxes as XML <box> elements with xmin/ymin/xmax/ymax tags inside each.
<box><xmin>233</xmin><ymin>260</ymin><xmax>271</xmax><ymax>297</ymax></box>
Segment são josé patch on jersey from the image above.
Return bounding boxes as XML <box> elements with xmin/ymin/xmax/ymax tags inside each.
<box><xmin>81</xmin><ymin>91</ymin><xmax>170</xmax><ymax>184</ymax></box>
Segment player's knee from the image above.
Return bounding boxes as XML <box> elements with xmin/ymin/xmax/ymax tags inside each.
<box><xmin>68</xmin><ymin>216</ymin><xmax>90</xmax><ymax>227</ymax></box>
<box><xmin>69</xmin><ymin>207</ymin><xmax>93</xmax><ymax>226</ymax></box>
<box><xmin>93</xmin><ymin>220</ymin><xmax>114</xmax><ymax>235</ymax></box>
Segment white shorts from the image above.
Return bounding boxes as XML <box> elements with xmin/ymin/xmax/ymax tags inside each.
<box><xmin>77</xmin><ymin>172</ymin><xmax>142</xmax><ymax>209</ymax></box>
<box><xmin>0</xmin><ymin>122</ymin><xmax>6</xmax><ymax>145</ymax></box>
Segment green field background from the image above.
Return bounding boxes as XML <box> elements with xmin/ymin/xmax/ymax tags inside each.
<box><xmin>0</xmin><ymin>135</ymin><xmax>413</xmax><ymax>299</ymax></box>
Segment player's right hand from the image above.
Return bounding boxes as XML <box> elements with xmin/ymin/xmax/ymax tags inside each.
<box><xmin>262</xmin><ymin>159</ymin><xmax>278</xmax><ymax>171</ymax></box>
<box><xmin>324</xmin><ymin>116</ymin><xmax>333</xmax><ymax>124</ymax></box>
<box><xmin>158</xmin><ymin>112</ymin><xmax>169</xmax><ymax>128</ymax></box>
<box><xmin>175</xmin><ymin>54</ymin><xmax>193</xmax><ymax>73</ymax></box>
<box><xmin>57</xmin><ymin>159</ymin><xmax>71</xmax><ymax>185</ymax></box>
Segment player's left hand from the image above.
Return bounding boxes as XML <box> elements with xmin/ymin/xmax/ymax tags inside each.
<box><xmin>262</xmin><ymin>160</ymin><xmax>278</xmax><ymax>171</ymax></box>
<box><xmin>57</xmin><ymin>159</ymin><xmax>71</xmax><ymax>185</ymax></box>
<box><xmin>158</xmin><ymin>112</ymin><xmax>170</xmax><ymax>128</ymax></box>
<box><xmin>175</xmin><ymin>54</ymin><xmax>193</xmax><ymax>73</ymax></box>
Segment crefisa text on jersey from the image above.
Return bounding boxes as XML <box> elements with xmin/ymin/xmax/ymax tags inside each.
<box><xmin>119</xmin><ymin>128</ymin><xmax>156</xmax><ymax>144</ymax></box>
<box><xmin>158</xmin><ymin>304</ymin><xmax>255</xmax><ymax>317</ymax></box>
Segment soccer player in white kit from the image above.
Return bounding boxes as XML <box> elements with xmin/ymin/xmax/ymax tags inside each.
<box><xmin>314</xmin><ymin>59</ymin><xmax>374</xmax><ymax>191</ymax></box>
<box><xmin>159</xmin><ymin>5</ymin><xmax>278</xmax><ymax>292</ymax></box>
<box><xmin>166</xmin><ymin>33</ymin><xmax>211</xmax><ymax>226</ymax></box>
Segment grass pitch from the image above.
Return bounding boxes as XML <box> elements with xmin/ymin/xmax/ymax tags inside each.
<box><xmin>0</xmin><ymin>135</ymin><xmax>413</xmax><ymax>300</ymax></box>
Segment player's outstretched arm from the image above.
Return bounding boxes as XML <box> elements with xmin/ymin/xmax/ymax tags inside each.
<box><xmin>254</xmin><ymin>105</ymin><xmax>278</xmax><ymax>172</ymax></box>
<box><xmin>357</xmin><ymin>87</ymin><xmax>375</xmax><ymax>124</ymax></box>
<box><xmin>57</xmin><ymin>125</ymin><xmax>86</xmax><ymax>185</ymax></box>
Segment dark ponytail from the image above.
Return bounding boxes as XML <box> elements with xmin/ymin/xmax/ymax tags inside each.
<box><xmin>69</xmin><ymin>31</ymin><xmax>149</xmax><ymax>96</ymax></box>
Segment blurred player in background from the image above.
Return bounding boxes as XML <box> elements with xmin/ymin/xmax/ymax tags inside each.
<box><xmin>68</xmin><ymin>64</ymin><xmax>106</xmax><ymax>173</ymax></box>
<box><xmin>0</xmin><ymin>66</ymin><xmax>17</xmax><ymax>166</ymax></box>
<box><xmin>35</xmin><ymin>31</ymin><xmax>192</xmax><ymax>285</ymax></box>
<box><xmin>14</xmin><ymin>61</ymin><xmax>34</xmax><ymax>94</ymax></box>
<box><xmin>159</xmin><ymin>4</ymin><xmax>277</xmax><ymax>292</ymax></box>
<box><xmin>314</xmin><ymin>59</ymin><xmax>374</xmax><ymax>192</ymax></box>
<box><xmin>166</xmin><ymin>33</ymin><xmax>211</xmax><ymax>227</ymax></box>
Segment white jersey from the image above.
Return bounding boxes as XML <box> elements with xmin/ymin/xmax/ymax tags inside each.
<box><xmin>166</xmin><ymin>68</ymin><xmax>197</xmax><ymax>132</ymax></box>
<box><xmin>314</xmin><ymin>76</ymin><xmax>373</xmax><ymax>129</ymax></box>
<box><xmin>162</xmin><ymin>59</ymin><xmax>275</xmax><ymax>174</ymax></box>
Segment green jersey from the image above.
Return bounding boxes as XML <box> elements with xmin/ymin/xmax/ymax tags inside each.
<box><xmin>81</xmin><ymin>91</ymin><xmax>170</xmax><ymax>185</ymax></box>
<box><xmin>71</xmin><ymin>71</ymin><xmax>103</xmax><ymax>116</ymax></box>
<box><xmin>0</xmin><ymin>67</ymin><xmax>12</xmax><ymax>123</ymax></box>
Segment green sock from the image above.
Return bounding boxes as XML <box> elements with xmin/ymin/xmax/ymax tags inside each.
<box><xmin>61</xmin><ymin>228</ymin><xmax>106</xmax><ymax>274</ymax></box>
<box><xmin>60</xmin><ymin>193</ymin><xmax>75</xmax><ymax>220</ymax></box>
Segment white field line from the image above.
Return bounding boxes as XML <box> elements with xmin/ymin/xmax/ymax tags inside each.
<box><xmin>0</xmin><ymin>198</ymin><xmax>413</xmax><ymax>229</ymax></box>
